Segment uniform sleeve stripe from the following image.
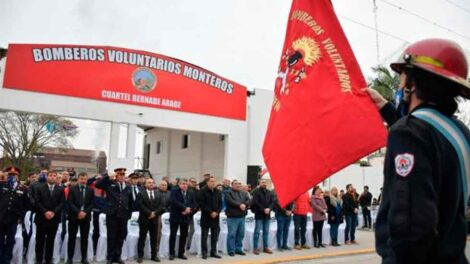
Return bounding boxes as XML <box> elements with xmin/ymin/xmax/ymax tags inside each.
<box><xmin>412</xmin><ymin>108</ymin><xmax>470</xmax><ymax>213</ymax></box>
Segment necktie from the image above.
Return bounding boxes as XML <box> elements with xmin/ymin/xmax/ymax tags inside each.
<box><xmin>150</xmin><ymin>191</ymin><xmax>154</xmax><ymax>202</ymax></box>
<box><xmin>49</xmin><ymin>185</ymin><xmax>54</xmax><ymax>195</ymax></box>
<box><xmin>80</xmin><ymin>186</ymin><xmax>85</xmax><ymax>210</ymax></box>
<box><xmin>183</xmin><ymin>191</ymin><xmax>187</xmax><ymax>204</ymax></box>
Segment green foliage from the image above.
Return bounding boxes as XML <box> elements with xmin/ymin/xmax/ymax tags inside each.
<box><xmin>368</xmin><ymin>65</ymin><xmax>400</xmax><ymax>102</ymax></box>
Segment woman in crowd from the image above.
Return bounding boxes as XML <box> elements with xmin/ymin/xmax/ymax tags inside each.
<box><xmin>311</xmin><ymin>186</ymin><xmax>327</xmax><ymax>248</ymax></box>
<box><xmin>293</xmin><ymin>191</ymin><xmax>311</xmax><ymax>250</ymax></box>
<box><xmin>326</xmin><ymin>187</ymin><xmax>343</xmax><ymax>246</ymax></box>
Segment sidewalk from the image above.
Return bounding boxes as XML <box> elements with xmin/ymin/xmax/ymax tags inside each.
<box><xmin>119</xmin><ymin>230</ymin><xmax>376</xmax><ymax>264</ymax></box>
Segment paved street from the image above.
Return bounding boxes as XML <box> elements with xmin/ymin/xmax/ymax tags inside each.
<box><xmin>110</xmin><ymin>230</ymin><xmax>470</xmax><ymax>264</ymax></box>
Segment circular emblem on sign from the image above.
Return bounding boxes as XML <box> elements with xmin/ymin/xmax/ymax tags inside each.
<box><xmin>132</xmin><ymin>67</ymin><xmax>157</xmax><ymax>93</ymax></box>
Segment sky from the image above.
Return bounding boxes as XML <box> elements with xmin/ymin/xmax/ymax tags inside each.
<box><xmin>1</xmin><ymin>0</ymin><xmax>470</xmax><ymax>155</ymax></box>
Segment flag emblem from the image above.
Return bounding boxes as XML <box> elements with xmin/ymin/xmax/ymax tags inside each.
<box><xmin>274</xmin><ymin>37</ymin><xmax>321</xmax><ymax>111</ymax></box>
<box><xmin>394</xmin><ymin>153</ymin><xmax>415</xmax><ymax>177</ymax></box>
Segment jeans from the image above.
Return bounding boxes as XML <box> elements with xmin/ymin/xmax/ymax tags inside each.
<box><xmin>293</xmin><ymin>214</ymin><xmax>307</xmax><ymax>246</ymax></box>
<box><xmin>253</xmin><ymin>219</ymin><xmax>270</xmax><ymax>250</ymax></box>
<box><xmin>227</xmin><ymin>217</ymin><xmax>245</xmax><ymax>254</ymax></box>
<box><xmin>276</xmin><ymin>215</ymin><xmax>291</xmax><ymax>249</ymax></box>
<box><xmin>330</xmin><ymin>223</ymin><xmax>339</xmax><ymax>244</ymax></box>
<box><xmin>313</xmin><ymin>221</ymin><xmax>324</xmax><ymax>246</ymax></box>
<box><xmin>345</xmin><ymin>214</ymin><xmax>358</xmax><ymax>242</ymax></box>
<box><xmin>362</xmin><ymin>207</ymin><xmax>372</xmax><ymax>228</ymax></box>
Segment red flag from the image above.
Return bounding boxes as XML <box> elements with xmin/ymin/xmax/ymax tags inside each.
<box><xmin>263</xmin><ymin>0</ymin><xmax>387</xmax><ymax>206</ymax></box>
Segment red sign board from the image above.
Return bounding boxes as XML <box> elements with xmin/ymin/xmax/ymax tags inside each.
<box><xmin>3</xmin><ymin>44</ymin><xmax>247</xmax><ymax>120</ymax></box>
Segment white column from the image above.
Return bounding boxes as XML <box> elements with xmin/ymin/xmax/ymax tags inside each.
<box><xmin>108</xmin><ymin>122</ymin><xmax>137</xmax><ymax>172</ymax></box>
<box><xmin>224</xmin><ymin>122</ymin><xmax>248</xmax><ymax>183</ymax></box>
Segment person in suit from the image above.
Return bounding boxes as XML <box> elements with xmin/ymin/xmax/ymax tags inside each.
<box><xmin>129</xmin><ymin>173</ymin><xmax>143</xmax><ymax>212</ymax></box>
<box><xmin>34</xmin><ymin>171</ymin><xmax>65</xmax><ymax>264</ymax></box>
<box><xmin>168</xmin><ymin>178</ymin><xmax>197</xmax><ymax>260</ymax></box>
<box><xmin>0</xmin><ymin>167</ymin><xmax>29</xmax><ymax>264</ymax></box>
<box><xmin>136</xmin><ymin>178</ymin><xmax>163</xmax><ymax>263</ymax></box>
<box><xmin>155</xmin><ymin>180</ymin><xmax>170</xmax><ymax>253</ymax></box>
<box><xmin>66</xmin><ymin>172</ymin><xmax>94</xmax><ymax>264</ymax></box>
<box><xmin>199</xmin><ymin>176</ymin><xmax>222</xmax><ymax>259</ymax></box>
<box><xmin>95</xmin><ymin>168</ymin><xmax>132</xmax><ymax>264</ymax></box>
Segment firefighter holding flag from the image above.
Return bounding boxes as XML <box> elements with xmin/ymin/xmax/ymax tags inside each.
<box><xmin>264</xmin><ymin>0</ymin><xmax>470</xmax><ymax>263</ymax></box>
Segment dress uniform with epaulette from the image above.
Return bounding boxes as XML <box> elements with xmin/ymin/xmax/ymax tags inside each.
<box><xmin>95</xmin><ymin>168</ymin><xmax>132</xmax><ymax>264</ymax></box>
<box><xmin>374</xmin><ymin>39</ymin><xmax>470</xmax><ymax>264</ymax></box>
<box><xmin>0</xmin><ymin>166</ymin><xmax>29</xmax><ymax>264</ymax></box>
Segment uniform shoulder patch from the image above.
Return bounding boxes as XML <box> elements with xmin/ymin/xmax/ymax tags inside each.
<box><xmin>394</xmin><ymin>153</ymin><xmax>415</xmax><ymax>177</ymax></box>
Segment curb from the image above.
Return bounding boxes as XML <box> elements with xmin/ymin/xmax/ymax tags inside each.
<box><xmin>227</xmin><ymin>248</ymin><xmax>376</xmax><ymax>264</ymax></box>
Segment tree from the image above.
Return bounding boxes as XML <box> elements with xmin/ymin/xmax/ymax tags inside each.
<box><xmin>0</xmin><ymin>111</ymin><xmax>77</xmax><ymax>179</ymax></box>
<box><xmin>368</xmin><ymin>65</ymin><xmax>400</xmax><ymax>102</ymax></box>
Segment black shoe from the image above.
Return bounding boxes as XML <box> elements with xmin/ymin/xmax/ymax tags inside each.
<box><xmin>169</xmin><ymin>255</ymin><xmax>175</xmax><ymax>261</ymax></box>
<box><xmin>210</xmin><ymin>254</ymin><xmax>222</xmax><ymax>259</ymax></box>
<box><xmin>282</xmin><ymin>246</ymin><xmax>292</xmax><ymax>250</ymax></box>
<box><xmin>81</xmin><ymin>260</ymin><xmax>90</xmax><ymax>264</ymax></box>
<box><xmin>117</xmin><ymin>260</ymin><xmax>125</xmax><ymax>264</ymax></box>
<box><xmin>66</xmin><ymin>259</ymin><xmax>73</xmax><ymax>264</ymax></box>
<box><xmin>228</xmin><ymin>252</ymin><xmax>235</xmax><ymax>256</ymax></box>
<box><xmin>202</xmin><ymin>254</ymin><xmax>207</xmax><ymax>259</ymax></box>
<box><xmin>320</xmin><ymin>244</ymin><xmax>326</xmax><ymax>248</ymax></box>
<box><xmin>151</xmin><ymin>256</ymin><xmax>161</xmax><ymax>262</ymax></box>
<box><xmin>137</xmin><ymin>257</ymin><xmax>143</xmax><ymax>263</ymax></box>
<box><xmin>106</xmin><ymin>261</ymin><xmax>112</xmax><ymax>264</ymax></box>
<box><xmin>178</xmin><ymin>255</ymin><xmax>188</xmax><ymax>260</ymax></box>
<box><xmin>235</xmin><ymin>251</ymin><xmax>246</xmax><ymax>255</ymax></box>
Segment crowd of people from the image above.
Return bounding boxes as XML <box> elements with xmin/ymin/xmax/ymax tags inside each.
<box><xmin>0</xmin><ymin>166</ymin><xmax>382</xmax><ymax>264</ymax></box>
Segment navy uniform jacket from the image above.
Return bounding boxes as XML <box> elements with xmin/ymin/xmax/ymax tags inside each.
<box><xmin>95</xmin><ymin>175</ymin><xmax>132</xmax><ymax>219</ymax></box>
<box><xmin>376</xmin><ymin>104</ymin><xmax>470</xmax><ymax>264</ymax></box>
<box><xmin>169</xmin><ymin>188</ymin><xmax>197</xmax><ymax>224</ymax></box>
<box><xmin>0</xmin><ymin>182</ymin><xmax>29</xmax><ymax>225</ymax></box>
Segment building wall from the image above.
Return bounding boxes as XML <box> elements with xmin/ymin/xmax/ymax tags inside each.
<box><xmin>247</xmin><ymin>89</ymin><xmax>274</xmax><ymax>167</ymax></box>
<box><xmin>146</xmin><ymin>128</ymin><xmax>225</xmax><ymax>182</ymax></box>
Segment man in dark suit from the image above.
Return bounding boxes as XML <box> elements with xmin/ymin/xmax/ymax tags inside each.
<box><xmin>95</xmin><ymin>168</ymin><xmax>132</xmax><ymax>264</ymax></box>
<box><xmin>0</xmin><ymin>167</ymin><xmax>29</xmax><ymax>264</ymax></box>
<box><xmin>66</xmin><ymin>172</ymin><xmax>94</xmax><ymax>264</ymax></box>
<box><xmin>169</xmin><ymin>178</ymin><xmax>197</xmax><ymax>260</ymax></box>
<box><xmin>34</xmin><ymin>171</ymin><xmax>65</xmax><ymax>264</ymax></box>
<box><xmin>129</xmin><ymin>173</ymin><xmax>143</xmax><ymax>212</ymax></box>
<box><xmin>199</xmin><ymin>176</ymin><xmax>222</xmax><ymax>259</ymax></box>
<box><xmin>136</xmin><ymin>178</ymin><xmax>163</xmax><ymax>263</ymax></box>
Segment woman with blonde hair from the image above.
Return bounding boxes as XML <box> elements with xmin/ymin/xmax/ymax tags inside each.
<box><xmin>326</xmin><ymin>187</ymin><xmax>343</xmax><ymax>246</ymax></box>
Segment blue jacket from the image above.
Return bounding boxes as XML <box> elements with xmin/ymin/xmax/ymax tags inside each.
<box><xmin>169</xmin><ymin>188</ymin><xmax>197</xmax><ymax>224</ymax></box>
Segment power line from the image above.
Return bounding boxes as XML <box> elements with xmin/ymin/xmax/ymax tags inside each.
<box><xmin>379</xmin><ymin>0</ymin><xmax>470</xmax><ymax>41</ymax></box>
<box><xmin>444</xmin><ymin>0</ymin><xmax>470</xmax><ymax>15</ymax></box>
<box><xmin>373</xmin><ymin>0</ymin><xmax>380</xmax><ymax>63</ymax></box>
<box><xmin>339</xmin><ymin>15</ymin><xmax>410</xmax><ymax>43</ymax></box>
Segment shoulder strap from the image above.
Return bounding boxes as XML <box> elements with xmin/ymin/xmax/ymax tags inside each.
<box><xmin>412</xmin><ymin>108</ymin><xmax>469</xmax><ymax>212</ymax></box>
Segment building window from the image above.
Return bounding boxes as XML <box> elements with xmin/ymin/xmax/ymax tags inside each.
<box><xmin>182</xmin><ymin>134</ymin><xmax>190</xmax><ymax>149</ymax></box>
<box><xmin>156</xmin><ymin>141</ymin><xmax>162</xmax><ymax>154</ymax></box>
<box><xmin>219</xmin><ymin>135</ymin><xmax>225</xmax><ymax>141</ymax></box>
<box><xmin>117</xmin><ymin>123</ymin><xmax>129</xmax><ymax>158</ymax></box>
